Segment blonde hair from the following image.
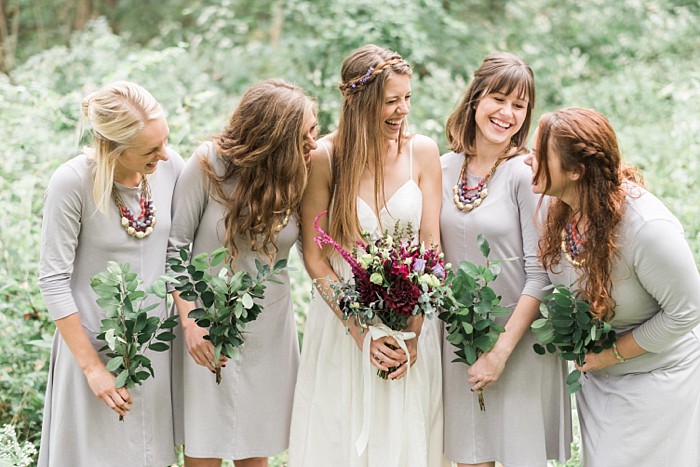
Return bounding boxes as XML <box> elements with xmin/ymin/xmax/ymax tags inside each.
<box><xmin>330</xmin><ymin>44</ymin><xmax>412</xmax><ymax>247</ymax></box>
<box><xmin>203</xmin><ymin>78</ymin><xmax>316</xmax><ymax>259</ymax></box>
<box><xmin>81</xmin><ymin>81</ymin><xmax>164</xmax><ymax>213</ymax></box>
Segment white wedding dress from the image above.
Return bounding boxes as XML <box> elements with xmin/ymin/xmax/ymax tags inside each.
<box><xmin>288</xmin><ymin>140</ymin><xmax>448</xmax><ymax>467</ymax></box>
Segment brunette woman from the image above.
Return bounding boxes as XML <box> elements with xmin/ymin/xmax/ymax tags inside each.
<box><xmin>440</xmin><ymin>53</ymin><xmax>571</xmax><ymax>466</ymax></box>
<box><xmin>168</xmin><ymin>79</ymin><xmax>318</xmax><ymax>467</ymax></box>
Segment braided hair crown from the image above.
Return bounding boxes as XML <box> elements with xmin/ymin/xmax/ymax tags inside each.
<box><xmin>338</xmin><ymin>44</ymin><xmax>410</xmax><ymax>96</ymax></box>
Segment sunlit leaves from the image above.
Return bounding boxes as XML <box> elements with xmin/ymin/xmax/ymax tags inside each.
<box><xmin>91</xmin><ymin>262</ymin><xmax>180</xmax><ymax>393</ymax></box>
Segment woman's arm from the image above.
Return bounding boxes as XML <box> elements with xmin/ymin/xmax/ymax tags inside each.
<box><xmin>468</xmin><ymin>160</ymin><xmax>551</xmax><ymax>390</ymax></box>
<box><xmin>167</xmin><ymin>144</ymin><xmax>227</xmax><ymax>371</ymax></box>
<box><xmin>301</xmin><ymin>139</ymin><xmax>404</xmax><ymax>374</ymax></box>
<box><xmin>38</xmin><ymin>162</ymin><xmax>131</xmax><ymax>416</ymax></box>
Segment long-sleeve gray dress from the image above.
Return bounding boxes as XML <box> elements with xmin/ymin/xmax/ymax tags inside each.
<box><xmin>168</xmin><ymin>141</ymin><xmax>300</xmax><ymax>460</ymax></box>
<box><xmin>440</xmin><ymin>152</ymin><xmax>572</xmax><ymax>466</ymax></box>
<box><xmin>547</xmin><ymin>185</ymin><xmax>700</xmax><ymax>466</ymax></box>
<box><xmin>37</xmin><ymin>149</ymin><xmax>184</xmax><ymax>467</ymax></box>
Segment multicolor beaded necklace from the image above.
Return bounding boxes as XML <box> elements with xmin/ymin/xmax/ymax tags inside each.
<box><xmin>561</xmin><ymin>217</ymin><xmax>586</xmax><ymax>267</ymax></box>
<box><xmin>452</xmin><ymin>145</ymin><xmax>510</xmax><ymax>213</ymax></box>
<box><xmin>112</xmin><ymin>176</ymin><xmax>156</xmax><ymax>239</ymax></box>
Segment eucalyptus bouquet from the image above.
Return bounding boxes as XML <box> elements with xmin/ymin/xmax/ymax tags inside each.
<box><xmin>91</xmin><ymin>262</ymin><xmax>180</xmax><ymax>420</ymax></box>
<box><xmin>439</xmin><ymin>235</ymin><xmax>512</xmax><ymax>410</ymax></box>
<box><xmin>531</xmin><ymin>284</ymin><xmax>616</xmax><ymax>393</ymax></box>
<box><xmin>168</xmin><ymin>247</ymin><xmax>287</xmax><ymax>384</ymax></box>
<box><xmin>313</xmin><ymin>211</ymin><xmax>451</xmax><ymax>379</ymax></box>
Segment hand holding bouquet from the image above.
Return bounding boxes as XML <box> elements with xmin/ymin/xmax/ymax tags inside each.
<box><xmin>169</xmin><ymin>247</ymin><xmax>287</xmax><ymax>384</ymax></box>
<box><xmin>439</xmin><ymin>235</ymin><xmax>512</xmax><ymax>410</ymax></box>
<box><xmin>313</xmin><ymin>211</ymin><xmax>451</xmax><ymax>379</ymax></box>
<box><xmin>531</xmin><ymin>284</ymin><xmax>616</xmax><ymax>393</ymax></box>
<box><xmin>91</xmin><ymin>262</ymin><xmax>180</xmax><ymax>420</ymax></box>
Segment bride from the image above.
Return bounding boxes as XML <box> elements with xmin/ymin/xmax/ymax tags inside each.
<box><xmin>288</xmin><ymin>44</ymin><xmax>449</xmax><ymax>467</ymax></box>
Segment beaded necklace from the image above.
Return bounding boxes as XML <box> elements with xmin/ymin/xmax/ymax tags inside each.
<box><xmin>452</xmin><ymin>146</ymin><xmax>510</xmax><ymax>213</ymax></box>
<box><xmin>561</xmin><ymin>217</ymin><xmax>586</xmax><ymax>267</ymax></box>
<box><xmin>112</xmin><ymin>176</ymin><xmax>156</xmax><ymax>239</ymax></box>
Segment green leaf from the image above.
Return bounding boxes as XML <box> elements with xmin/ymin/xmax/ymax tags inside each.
<box><xmin>566</xmin><ymin>369</ymin><xmax>582</xmax><ymax>385</ymax></box>
<box><xmin>149</xmin><ymin>342</ymin><xmax>169</xmax><ymax>352</ymax></box>
<box><xmin>210</xmin><ymin>247</ymin><xmax>228</xmax><ymax>266</ymax></box>
<box><xmin>115</xmin><ymin>370</ymin><xmax>129</xmax><ymax>388</ymax></box>
<box><xmin>106</xmin><ymin>356</ymin><xmax>124</xmax><ymax>372</ymax></box>
<box><xmin>241</xmin><ymin>293</ymin><xmax>254</xmax><ymax>309</ymax></box>
<box><xmin>156</xmin><ymin>332</ymin><xmax>176</xmax><ymax>341</ymax></box>
<box><xmin>477</xmin><ymin>234</ymin><xmax>490</xmax><ymax>259</ymax></box>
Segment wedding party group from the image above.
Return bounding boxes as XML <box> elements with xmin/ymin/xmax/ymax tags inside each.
<box><xmin>36</xmin><ymin>43</ymin><xmax>700</xmax><ymax>467</ymax></box>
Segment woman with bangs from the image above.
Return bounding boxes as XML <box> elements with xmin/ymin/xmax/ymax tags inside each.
<box><xmin>288</xmin><ymin>44</ymin><xmax>448</xmax><ymax>467</ymax></box>
<box><xmin>525</xmin><ymin>107</ymin><xmax>700</xmax><ymax>466</ymax></box>
<box><xmin>168</xmin><ymin>78</ymin><xmax>318</xmax><ymax>467</ymax></box>
<box><xmin>440</xmin><ymin>53</ymin><xmax>572</xmax><ymax>466</ymax></box>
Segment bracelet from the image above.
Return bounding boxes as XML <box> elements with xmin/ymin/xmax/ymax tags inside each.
<box><xmin>612</xmin><ymin>342</ymin><xmax>627</xmax><ymax>363</ymax></box>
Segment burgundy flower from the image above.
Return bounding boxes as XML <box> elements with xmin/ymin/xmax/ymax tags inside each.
<box><xmin>384</xmin><ymin>279</ymin><xmax>421</xmax><ymax>317</ymax></box>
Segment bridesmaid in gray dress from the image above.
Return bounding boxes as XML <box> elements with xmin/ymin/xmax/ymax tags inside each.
<box><xmin>440</xmin><ymin>53</ymin><xmax>572</xmax><ymax>466</ymax></box>
<box><xmin>168</xmin><ymin>79</ymin><xmax>317</xmax><ymax>467</ymax></box>
<box><xmin>38</xmin><ymin>81</ymin><xmax>184</xmax><ymax>466</ymax></box>
<box><xmin>525</xmin><ymin>107</ymin><xmax>700</xmax><ymax>466</ymax></box>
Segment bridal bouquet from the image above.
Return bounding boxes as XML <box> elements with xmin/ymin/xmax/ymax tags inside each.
<box><xmin>313</xmin><ymin>211</ymin><xmax>451</xmax><ymax>379</ymax></box>
<box><xmin>531</xmin><ymin>284</ymin><xmax>616</xmax><ymax>393</ymax></box>
<box><xmin>438</xmin><ymin>234</ymin><xmax>512</xmax><ymax>410</ymax></box>
<box><xmin>91</xmin><ymin>262</ymin><xmax>180</xmax><ymax>420</ymax></box>
<box><xmin>168</xmin><ymin>247</ymin><xmax>287</xmax><ymax>384</ymax></box>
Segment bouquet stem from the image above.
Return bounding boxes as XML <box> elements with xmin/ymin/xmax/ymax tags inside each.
<box><xmin>215</xmin><ymin>367</ymin><xmax>222</xmax><ymax>385</ymax></box>
<box><xmin>377</xmin><ymin>343</ymin><xmax>399</xmax><ymax>380</ymax></box>
<box><xmin>477</xmin><ymin>389</ymin><xmax>486</xmax><ymax>411</ymax></box>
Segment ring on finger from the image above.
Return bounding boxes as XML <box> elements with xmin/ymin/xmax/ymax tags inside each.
<box><xmin>373</xmin><ymin>351</ymin><xmax>380</xmax><ymax>360</ymax></box>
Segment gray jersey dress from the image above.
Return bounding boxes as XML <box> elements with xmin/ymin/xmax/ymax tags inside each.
<box><xmin>440</xmin><ymin>152</ymin><xmax>572</xmax><ymax>465</ymax></box>
<box><xmin>547</xmin><ymin>185</ymin><xmax>700</xmax><ymax>466</ymax></box>
<box><xmin>37</xmin><ymin>149</ymin><xmax>184</xmax><ymax>467</ymax></box>
<box><xmin>168</xmin><ymin>142</ymin><xmax>300</xmax><ymax>460</ymax></box>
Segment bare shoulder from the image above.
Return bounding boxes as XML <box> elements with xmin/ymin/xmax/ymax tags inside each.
<box><xmin>409</xmin><ymin>134</ymin><xmax>440</xmax><ymax>170</ymax></box>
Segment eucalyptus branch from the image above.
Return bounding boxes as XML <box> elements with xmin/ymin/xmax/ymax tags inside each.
<box><xmin>439</xmin><ymin>235</ymin><xmax>514</xmax><ymax>410</ymax></box>
<box><xmin>531</xmin><ymin>284</ymin><xmax>616</xmax><ymax>393</ymax></box>
<box><xmin>91</xmin><ymin>262</ymin><xmax>180</xmax><ymax>420</ymax></box>
<box><xmin>168</xmin><ymin>247</ymin><xmax>287</xmax><ymax>384</ymax></box>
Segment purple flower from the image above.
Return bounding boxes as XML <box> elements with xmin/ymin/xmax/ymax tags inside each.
<box><xmin>412</xmin><ymin>258</ymin><xmax>426</xmax><ymax>274</ymax></box>
<box><xmin>431</xmin><ymin>263</ymin><xmax>445</xmax><ymax>280</ymax></box>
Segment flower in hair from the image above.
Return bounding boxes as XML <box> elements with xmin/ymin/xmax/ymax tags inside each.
<box><xmin>358</xmin><ymin>66</ymin><xmax>374</xmax><ymax>86</ymax></box>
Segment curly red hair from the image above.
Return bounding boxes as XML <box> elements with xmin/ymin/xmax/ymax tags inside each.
<box><xmin>533</xmin><ymin>107</ymin><xmax>643</xmax><ymax>321</ymax></box>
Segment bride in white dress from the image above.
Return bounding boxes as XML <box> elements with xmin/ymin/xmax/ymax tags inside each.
<box><xmin>288</xmin><ymin>44</ymin><xmax>449</xmax><ymax>467</ymax></box>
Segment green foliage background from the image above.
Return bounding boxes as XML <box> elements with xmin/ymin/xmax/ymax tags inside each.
<box><xmin>1</xmin><ymin>1</ymin><xmax>699</xmax><ymax>464</ymax></box>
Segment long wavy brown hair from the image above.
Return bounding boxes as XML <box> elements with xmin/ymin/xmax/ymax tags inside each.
<box><xmin>329</xmin><ymin>44</ymin><xmax>412</xmax><ymax>248</ymax></box>
<box><xmin>445</xmin><ymin>52</ymin><xmax>535</xmax><ymax>159</ymax></box>
<box><xmin>534</xmin><ymin>107</ymin><xmax>643</xmax><ymax>321</ymax></box>
<box><xmin>201</xmin><ymin>78</ymin><xmax>316</xmax><ymax>259</ymax></box>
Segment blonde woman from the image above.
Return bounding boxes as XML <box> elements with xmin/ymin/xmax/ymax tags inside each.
<box><xmin>168</xmin><ymin>79</ymin><xmax>318</xmax><ymax>467</ymax></box>
<box><xmin>38</xmin><ymin>81</ymin><xmax>184</xmax><ymax>466</ymax></box>
<box><xmin>289</xmin><ymin>44</ymin><xmax>448</xmax><ymax>467</ymax></box>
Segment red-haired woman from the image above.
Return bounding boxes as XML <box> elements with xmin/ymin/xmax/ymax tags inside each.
<box><xmin>525</xmin><ymin>107</ymin><xmax>700</xmax><ymax>466</ymax></box>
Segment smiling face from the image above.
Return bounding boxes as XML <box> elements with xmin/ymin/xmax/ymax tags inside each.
<box><xmin>474</xmin><ymin>89</ymin><xmax>528</xmax><ymax>148</ymax></box>
<box><xmin>379</xmin><ymin>74</ymin><xmax>411</xmax><ymax>140</ymax></box>
<box><xmin>114</xmin><ymin>116</ymin><xmax>170</xmax><ymax>182</ymax></box>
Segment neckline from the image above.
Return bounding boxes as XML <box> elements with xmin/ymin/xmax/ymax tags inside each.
<box><xmin>356</xmin><ymin>179</ymin><xmax>419</xmax><ymax>218</ymax></box>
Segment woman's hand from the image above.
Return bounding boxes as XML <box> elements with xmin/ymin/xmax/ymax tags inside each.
<box><xmin>183</xmin><ymin>322</ymin><xmax>227</xmax><ymax>372</ymax></box>
<box><xmin>84</xmin><ymin>365</ymin><xmax>132</xmax><ymax>417</ymax></box>
<box><xmin>467</xmin><ymin>349</ymin><xmax>506</xmax><ymax>391</ymax></box>
<box><xmin>575</xmin><ymin>348</ymin><xmax>618</xmax><ymax>373</ymax></box>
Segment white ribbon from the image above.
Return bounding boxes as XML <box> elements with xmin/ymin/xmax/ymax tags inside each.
<box><xmin>355</xmin><ymin>323</ymin><xmax>416</xmax><ymax>457</ymax></box>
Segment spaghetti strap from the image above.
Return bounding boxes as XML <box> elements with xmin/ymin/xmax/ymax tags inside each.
<box><xmin>409</xmin><ymin>136</ymin><xmax>414</xmax><ymax>182</ymax></box>
<box><xmin>318</xmin><ymin>139</ymin><xmax>332</xmax><ymax>172</ymax></box>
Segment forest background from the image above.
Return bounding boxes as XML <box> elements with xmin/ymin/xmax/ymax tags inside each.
<box><xmin>1</xmin><ymin>0</ymin><xmax>699</xmax><ymax>465</ymax></box>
